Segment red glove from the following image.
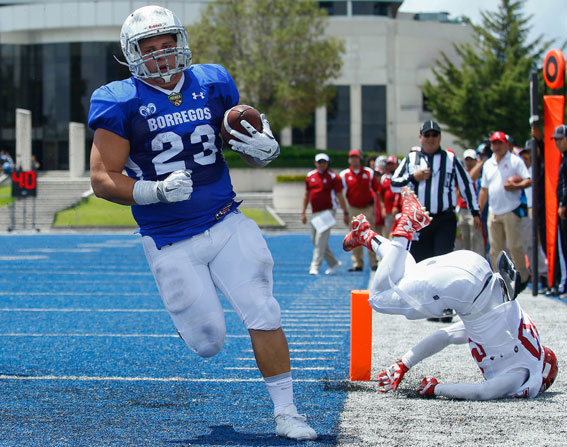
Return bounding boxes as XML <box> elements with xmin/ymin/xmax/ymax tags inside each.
<box><xmin>417</xmin><ymin>377</ymin><xmax>438</xmax><ymax>397</ymax></box>
<box><xmin>376</xmin><ymin>359</ymin><xmax>409</xmax><ymax>392</ymax></box>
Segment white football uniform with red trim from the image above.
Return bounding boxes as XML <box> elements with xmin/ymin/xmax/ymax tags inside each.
<box><xmin>466</xmin><ymin>300</ymin><xmax>544</xmax><ymax>398</ymax></box>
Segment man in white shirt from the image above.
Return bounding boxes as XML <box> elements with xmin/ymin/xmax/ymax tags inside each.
<box><xmin>478</xmin><ymin>131</ymin><xmax>531</xmax><ymax>287</ymax></box>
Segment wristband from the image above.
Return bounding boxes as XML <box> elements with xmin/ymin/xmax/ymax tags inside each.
<box><xmin>133</xmin><ymin>180</ymin><xmax>159</xmax><ymax>205</ymax></box>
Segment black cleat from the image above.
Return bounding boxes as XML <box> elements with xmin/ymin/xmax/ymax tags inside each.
<box><xmin>497</xmin><ymin>251</ymin><xmax>521</xmax><ymax>301</ymax></box>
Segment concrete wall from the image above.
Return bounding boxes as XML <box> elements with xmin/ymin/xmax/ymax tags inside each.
<box><xmin>230</xmin><ymin>168</ymin><xmax>306</xmax><ymax>193</ymax></box>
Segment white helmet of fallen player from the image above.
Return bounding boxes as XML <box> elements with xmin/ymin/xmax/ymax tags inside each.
<box><xmin>118</xmin><ymin>5</ymin><xmax>192</xmax><ymax>83</ymax></box>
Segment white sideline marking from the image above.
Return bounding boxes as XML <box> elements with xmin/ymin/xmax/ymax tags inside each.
<box><xmin>0</xmin><ymin>292</ymin><xmax>156</xmax><ymax>296</ymax></box>
<box><xmin>0</xmin><ymin>333</ymin><xmax>177</xmax><ymax>338</ymax></box>
<box><xmin>0</xmin><ymin>308</ymin><xmax>165</xmax><ymax>312</ymax></box>
<box><xmin>0</xmin><ymin>334</ymin><xmax>344</xmax><ymax>342</ymax></box>
<box><xmin>283</xmin><ymin>324</ymin><xmax>350</xmax><ymax>327</ymax></box>
<box><xmin>0</xmin><ymin>375</ymin><xmax>328</xmax><ymax>383</ymax></box>
<box><xmin>283</xmin><ymin>318</ymin><xmax>350</xmax><ymax>322</ymax></box>
<box><xmin>77</xmin><ymin>243</ymin><xmax>138</xmax><ymax>248</ymax></box>
<box><xmin>281</xmin><ymin>310</ymin><xmax>350</xmax><ymax>313</ymax></box>
<box><xmin>237</xmin><ymin>357</ymin><xmax>334</xmax><ymax>361</ymax></box>
<box><xmin>285</xmin><ymin>329</ymin><xmax>348</xmax><ymax>332</ymax></box>
<box><xmin>245</xmin><ymin>349</ymin><xmax>339</xmax><ymax>353</ymax></box>
<box><xmin>3</xmin><ymin>270</ymin><xmax>151</xmax><ymax>276</ymax></box>
<box><xmin>0</xmin><ymin>256</ymin><xmax>48</xmax><ymax>261</ymax></box>
<box><xmin>225</xmin><ymin>367</ymin><xmax>334</xmax><ymax>371</ymax></box>
<box><xmin>287</xmin><ymin>335</ymin><xmax>342</xmax><ymax>338</ymax></box>
<box><xmin>0</xmin><ymin>333</ymin><xmax>254</xmax><ymax>338</ymax></box>
<box><xmin>18</xmin><ymin>249</ymin><xmax>98</xmax><ymax>253</ymax></box>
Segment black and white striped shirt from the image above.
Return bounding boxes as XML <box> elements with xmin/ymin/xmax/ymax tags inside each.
<box><xmin>391</xmin><ymin>148</ymin><xmax>480</xmax><ymax>216</ymax></box>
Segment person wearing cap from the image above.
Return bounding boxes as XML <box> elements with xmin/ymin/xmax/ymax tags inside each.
<box><xmin>302</xmin><ymin>153</ymin><xmax>349</xmax><ymax>275</ymax></box>
<box><xmin>455</xmin><ymin>149</ymin><xmax>484</xmax><ymax>256</ymax></box>
<box><xmin>516</xmin><ymin>141</ymin><xmax>549</xmax><ymax>291</ymax></box>
<box><xmin>553</xmin><ymin>124</ymin><xmax>567</xmax><ymax>296</ymax></box>
<box><xmin>391</xmin><ymin>120</ymin><xmax>481</xmax><ymax>264</ymax></box>
<box><xmin>380</xmin><ymin>155</ymin><xmax>402</xmax><ymax>237</ymax></box>
<box><xmin>478</xmin><ymin>131</ymin><xmax>531</xmax><ymax>288</ymax></box>
<box><xmin>340</xmin><ymin>149</ymin><xmax>382</xmax><ymax>271</ymax></box>
<box><xmin>365</xmin><ymin>155</ymin><xmax>386</xmax><ymax>236</ymax></box>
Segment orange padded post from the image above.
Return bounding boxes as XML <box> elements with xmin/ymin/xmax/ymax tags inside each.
<box><xmin>349</xmin><ymin>289</ymin><xmax>372</xmax><ymax>381</ymax></box>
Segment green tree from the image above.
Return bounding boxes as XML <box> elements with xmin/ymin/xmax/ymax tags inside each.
<box><xmin>187</xmin><ymin>0</ymin><xmax>344</xmax><ymax>132</ymax></box>
<box><xmin>422</xmin><ymin>0</ymin><xmax>552</xmax><ymax>147</ymax></box>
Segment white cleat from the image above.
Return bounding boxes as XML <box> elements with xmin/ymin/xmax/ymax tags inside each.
<box><xmin>309</xmin><ymin>268</ymin><xmax>319</xmax><ymax>275</ymax></box>
<box><xmin>275</xmin><ymin>404</ymin><xmax>317</xmax><ymax>441</ymax></box>
<box><xmin>325</xmin><ymin>260</ymin><xmax>342</xmax><ymax>275</ymax></box>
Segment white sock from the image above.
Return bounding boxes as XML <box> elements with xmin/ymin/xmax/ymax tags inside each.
<box><xmin>265</xmin><ymin>372</ymin><xmax>294</xmax><ymax>416</ymax></box>
<box><xmin>392</xmin><ymin>236</ymin><xmax>411</xmax><ymax>251</ymax></box>
<box><xmin>370</xmin><ymin>235</ymin><xmax>411</xmax><ymax>260</ymax></box>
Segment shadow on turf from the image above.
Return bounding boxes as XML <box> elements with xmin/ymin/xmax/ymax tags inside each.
<box><xmin>165</xmin><ymin>424</ymin><xmax>337</xmax><ymax>446</ymax></box>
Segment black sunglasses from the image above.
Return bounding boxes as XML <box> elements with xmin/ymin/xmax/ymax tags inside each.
<box><xmin>422</xmin><ymin>132</ymin><xmax>440</xmax><ymax>138</ymax></box>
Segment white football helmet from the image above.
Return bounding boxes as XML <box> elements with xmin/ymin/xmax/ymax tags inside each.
<box><xmin>119</xmin><ymin>5</ymin><xmax>192</xmax><ymax>82</ymax></box>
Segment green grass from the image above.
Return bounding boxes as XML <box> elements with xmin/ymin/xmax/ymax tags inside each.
<box><xmin>53</xmin><ymin>196</ymin><xmax>281</xmax><ymax>227</ymax></box>
<box><xmin>0</xmin><ymin>185</ymin><xmax>13</xmax><ymax>207</ymax></box>
<box><xmin>53</xmin><ymin>196</ymin><xmax>137</xmax><ymax>227</ymax></box>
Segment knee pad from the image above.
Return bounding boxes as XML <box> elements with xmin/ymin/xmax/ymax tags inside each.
<box><xmin>178</xmin><ymin>313</ymin><xmax>226</xmax><ymax>358</ymax></box>
<box><xmin>244</xmin><ymin>295</ymin><xmax>281</xmax><ymax>330</ymax></box>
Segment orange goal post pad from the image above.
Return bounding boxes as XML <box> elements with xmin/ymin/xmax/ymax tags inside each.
<box><xmin>349</xmin><ymin>289</ymin><xmax>372</xmax><ymax>381</ymax></box>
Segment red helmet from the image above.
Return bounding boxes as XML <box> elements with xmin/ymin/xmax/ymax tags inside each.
<box><xmin>540</xmin><ymin>346</ymin><xmax>558</xmax><ymax>394</ymax></box>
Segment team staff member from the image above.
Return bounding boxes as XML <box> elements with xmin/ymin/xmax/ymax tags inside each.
<box><xmin>88</xmin><ymin>5</ymin><xmax>316</xmax><ymax>441</ymax></box>
<box><xmin>478</xmin><ymin>131</ymin><xmax>531</xmax><ymax>287</ymax></box>
<box><xmin>380</xmin><ymin>155</ymin><xmax>402</xmax><ymax>237</ymax></box>
<box><xmin>553</xmin><ymin>124</ymin><xmax>567</xmax><ymax>296</ymax></box>
<box><xmin>301</xmin><ymin>153</ymin><xmax>349</xmax><ymax>275</ymax></box>
<box><xmin>455</xmin><ymin>149</ymin><xmax>484</xmax><ymax>255</ymax></box>
<box><xmin>340</xmin><ymin>149</ymin><xmax>381</xmax><ymax>271</ymax></box>
<box><xmin>391</xmin><ymin>120</ymin><xmax>481</xmax><ymax>263</ymax></box>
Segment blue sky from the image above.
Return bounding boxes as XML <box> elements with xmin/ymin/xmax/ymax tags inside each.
<box><xmin>399</xmin><ymin>0</ymin><xmax>567</xmax><ymax>49</ymax></box>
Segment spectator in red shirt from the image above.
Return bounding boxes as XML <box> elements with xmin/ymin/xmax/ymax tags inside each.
<box><xmin>340</xmin><ymin>149</ymin><xmax>381</xmax><ymax>271</ymax></box>
<box><xmin>302</xmin><ymin>153</ymin><xmax>349</xmax><ymax>275</ymax></box>
<box><xmin>380</xmin><ymin>155</ymin><xmax>402</xmax><ymax>238</ymax></box>
<box><xmin>366</xmin><ymin>155</ymin><xmax>386</xmax><ymax>236</ymax></box>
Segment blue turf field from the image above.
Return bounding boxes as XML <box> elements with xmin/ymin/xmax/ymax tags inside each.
<box><xmin>0</xmin><ymin>233</ymin><xmax>369</xmax><ymax>446</ymax></box>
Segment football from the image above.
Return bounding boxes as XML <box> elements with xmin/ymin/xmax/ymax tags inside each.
<box><xmin>507</xmin><ymin>175</ymin><xmax>522</xmax><ymax>183</ymax></box>
<box><xmin>221</xmin><ymin>105</ymin><xmax>263</xmax><ymax>145</ymax></box>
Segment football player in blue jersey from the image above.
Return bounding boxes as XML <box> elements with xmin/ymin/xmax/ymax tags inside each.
<box><xmin>88</xmin><ymin>5</ymin><xmax>316</xmax><ymax>441</ymax></box>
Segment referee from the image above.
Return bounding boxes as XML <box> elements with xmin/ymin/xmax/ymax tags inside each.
<box><xmin>391</xmin><ymin>120</ymin><xmax>481</xmax><ymax>263</ymax></box>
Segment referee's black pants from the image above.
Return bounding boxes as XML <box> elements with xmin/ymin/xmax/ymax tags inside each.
<box><xmin>410</xmin><ymin>210</ymin><xmax>457</xmax><ymax>263</ymax></box>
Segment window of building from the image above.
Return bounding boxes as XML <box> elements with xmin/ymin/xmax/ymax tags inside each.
<box><xmin>422</xmin><ymin>92</ymin><xmax>432</xmax><ymax>112</ymax></box>
<box><xmin>292</xmin><ymin>112</ymin><xmax>316</xmax><ymax>147</ymax></box>
<box><xmin>327</xmin><ymin>86</ymin><xmax>350</xmax><ymax>151</ymax></box>
<box><xmin>352</xmin><ymin>2</ymin><xmax>390</xmax><ymax>16</ymax></box>
<box><xmin>318</xmin><ymin>1</ymin><xmax>347</xmax><ymax>16</ymax></box>
<box><xmin>362</xmin><ymin>85</ymin><xmax>387</xmax><ymax>152</ymax></box>
<box><xmin>0</xmin><ymin>41</ymin><xmax>130</xmax><ymax>170</ymax></box>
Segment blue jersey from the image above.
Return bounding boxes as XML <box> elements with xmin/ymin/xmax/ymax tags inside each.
<box><xmin>88</xmin><ymin>64</ymin><xmax>240</xmax><ymax>248</ymax></box>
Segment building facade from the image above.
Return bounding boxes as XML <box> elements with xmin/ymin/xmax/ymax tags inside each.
<box><xmin>0</xmin><ymin>0</ymin><xmax>473</xmax><ymax>170</ymax></box>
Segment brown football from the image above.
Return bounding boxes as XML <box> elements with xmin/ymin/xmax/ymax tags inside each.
<box><xmin>221</xmin><ymin>105</ymin><xmax>263</xmax><ymax>145</ymax></box>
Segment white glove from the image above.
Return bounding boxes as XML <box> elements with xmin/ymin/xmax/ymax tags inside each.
<box><xmin>228</xmin><ymin>114</ymin><xmax>280</xmax><ymax>162</ymax></box>
<box><xmin>376</xmin><ymin>359</ymin><xmax>409</xmax><ymax>392</ymax></box>
<box><xmin>133</xmin><ymin>169</ymin><xmax>193</xmax><ymax>205</ymax></box>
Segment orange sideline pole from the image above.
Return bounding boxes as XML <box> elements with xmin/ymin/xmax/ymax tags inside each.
<box><xmin>349</xmin><ymin>289</ymin><xmax>372</xmax><ymax>381</ymax></box>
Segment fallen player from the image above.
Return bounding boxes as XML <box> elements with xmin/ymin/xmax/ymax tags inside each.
<box><xmin>343</xmin><ymin>187</ymin><xmax>557</xmax><ymax>399</ymax></box>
